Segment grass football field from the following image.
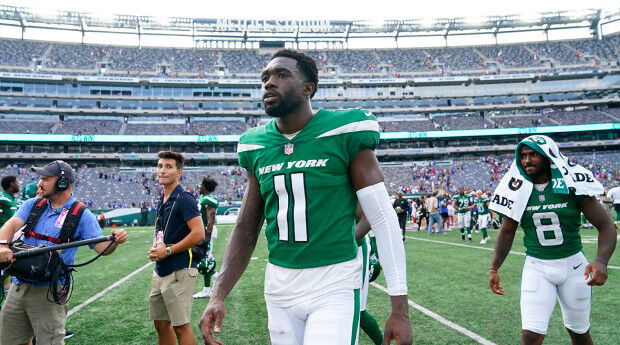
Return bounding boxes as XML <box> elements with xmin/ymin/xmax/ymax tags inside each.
<box><xmin>34</xmin><ymin>223</ymin><xmax>620</xmax><ymax>344</ymax></box>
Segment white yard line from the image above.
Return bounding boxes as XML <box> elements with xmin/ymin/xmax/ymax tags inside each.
<box><xmin>67</xmin><ymin>262</ymin><xmax>153</xmax><ymax>317</ymax></box>
<box><xmin>405</xmin><ymin>236</ymin><xmax>620</xmax><ymax>270</ymax></box>
<box><xmin>371</xmin><ymin>282</ymin><xmax>497</xmax><ymax>345</ymax></box>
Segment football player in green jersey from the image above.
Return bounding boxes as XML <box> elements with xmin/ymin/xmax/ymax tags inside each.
<box><xmin>489</xmin><ymin>139</ymin><xmax>616</xmax><ymax>345</ymax></box>
<box><xmin>199</xmin><ymin>49</ymin><xmax>411</xmax><ymax>345</ymax></box>
<box><xmin>455</xmin><ymin>189</ymin><xmax>475</xmax><ymax>242</ymax></box>
<box><xmin>0</xmin><ymin>176</ymin><xmax>19</xmax><ymax>228</ymax></box>
<box><xmin>355</xmin><ymin>206</ymin><xmax>384</xmax><ymax>345</ymax></box>
<box><xmin>0</xmin><ymin>176</ymin><xmax>19</xmax><ymax>296</ymax></box>
<box><xmin>475</xmin><ymin>190</ymin><xmax>492</xmax><ymax>244</ymax></box>
<box><xmin>194</xmin><ymin>177</ymin><xmax>220</xmax><ymax>299</ymax></box>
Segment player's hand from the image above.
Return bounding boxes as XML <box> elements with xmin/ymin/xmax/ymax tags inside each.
<box><xmin>147</xmin><ymin>245</ymin><xmax>166</xmax><ymax>261</ymax></box>
<box><xmin>382</xmin><ymin>311</ymin><xmax>413</xmax><ymax>345</ymax></box>
<box><xmin>489</xmin><ymin>271</ymin><xmax>504</xmax><ymax>295</ymax></box>
<box><xmin>585</xmin><ymin>260</ymin><xmax>608</xmax><ymax>286</ymax></box>
<box><xmin>0</xmin><ymin>246</ymin><xmax>14</xmax><ymax>263</ymax></box>
<box><xmin>199</xmin><ymin>298</ymin><xmax>226</xmax><ymax>345</ymax></box>
<box><xmin>110</xmin><ymin>229</ymin><xmax>128</xmax><ymax>244</ymax></box>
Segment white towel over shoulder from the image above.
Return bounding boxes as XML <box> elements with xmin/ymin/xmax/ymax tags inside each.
<box><xmin>489</xmin><ymin>137</ymin><xmax>604</xmax><ymax>222</ymax></box>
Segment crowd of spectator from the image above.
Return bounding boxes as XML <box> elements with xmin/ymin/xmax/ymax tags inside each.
<box><xmin>1</xmin><ymin>34</ymin><xmax>618</xmax><ymax>75</ymax></box>
<box><xmin>0</xmin><ymin>107</ymin><xmax>616</xmax><ymax>135</ymax></box>
<box><xmin>0</xmin><ymin>149</ymin><xmax>616</xmax><ymax>209</ymax></box>
<box><xmin>384</xmin><ymin>151</ymin><xmax>618</xmax><ymax>196</ymax></box>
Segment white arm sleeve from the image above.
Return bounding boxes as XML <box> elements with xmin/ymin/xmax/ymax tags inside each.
<box><xmin>356</xmin><ymin>182</ymin><xmax>407</xmax><ymax>296</ymax></box>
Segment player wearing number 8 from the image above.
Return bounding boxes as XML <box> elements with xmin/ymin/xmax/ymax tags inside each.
<box><xmin>488</xmin><ymin>135</ymin><xmax>616</xmax><ymax>345</ymax></box>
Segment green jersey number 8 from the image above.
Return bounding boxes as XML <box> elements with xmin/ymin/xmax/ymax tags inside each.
<box><xmin>532</xmin><ymin>212</ymin><xmax>563</xmax><ymax>246</ymax></box>
<box><xmin>274</xmin><ymin>173</ymin><xmax>308</xmax><ymax>242</ymax></box>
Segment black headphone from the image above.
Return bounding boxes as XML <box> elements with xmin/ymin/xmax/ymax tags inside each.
<box><xmin>55</xmin><ymin>160</ymin><xmax>69</xmax><ymax>191</ymax></box>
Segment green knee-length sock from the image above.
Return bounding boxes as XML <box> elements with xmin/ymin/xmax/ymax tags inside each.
<box><xmin>481</xmin><ymin>228</ymin><xmax>488</xmax><ymax>238</ymax></box>
<box><xmin>360</xmin><ymin>310</ymin><xmax>383</xmax><ymax>345</ymax></box>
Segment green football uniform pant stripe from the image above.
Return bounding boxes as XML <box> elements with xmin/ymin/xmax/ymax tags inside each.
<box><xmin>351</xmin><ymin>288</ymin><xmax>360</xmax><ymax>345</ymax></box>
<box><xmin>361</xmin><ymin>240</ymin><xmax>368</xmax><ymax>289</ymax></box>
<box><xmin>360</xmin><ymin>310</ymin><xmax>383</xmax><ymax>345</ymax></box>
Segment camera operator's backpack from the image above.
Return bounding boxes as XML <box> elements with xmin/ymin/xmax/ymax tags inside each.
<box><xmin>23</xmin><ymin>197</ymin><xmax>87</xmax><ymax>244</ymax></box>
<box><xmin>7</xmin><ymin>198</ymin><xmax>86</xmax><ymax>283</ymax></box>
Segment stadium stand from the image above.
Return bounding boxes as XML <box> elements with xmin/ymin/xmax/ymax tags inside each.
<box><xmin>1</xmin><ymin>34</ymin><xmax>618</xmax><ymax>75</ymax></box>
<box><xmin>0</xmin><ymin>107</ymin><xmax>617</xmax><ymax>135</ymax></box>
<box><xmin>1</xmin><ymin>150</ymin><xmax>617</xmax><ymax>209</ymax></box>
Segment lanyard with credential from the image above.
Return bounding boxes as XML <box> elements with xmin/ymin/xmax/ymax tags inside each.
<box><xmin>154</xmin><ymin>199</ymin><xmax>177</xmax><ymax>246</ymax></box>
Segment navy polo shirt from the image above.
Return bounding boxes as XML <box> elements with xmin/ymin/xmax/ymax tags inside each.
<box><xmin>154</xmin><ymin>184</ymin><xmax>201</xmax><ymax>277</ymax></box>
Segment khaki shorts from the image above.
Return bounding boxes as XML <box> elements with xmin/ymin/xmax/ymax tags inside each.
<box><xmin>149</xmin><ymin>268</ymin><xmax>198</xmax><ymax>326</ymax></box>
<box><xmin>1</xmin><ymin>283</ymin><xmax>67</xmax><ymax>345</ymax></box>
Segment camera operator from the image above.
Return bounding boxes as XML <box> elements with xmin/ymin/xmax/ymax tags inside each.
<box><xmin>0</xmin><ymin>160</ymin><xmax>127</xmax><ymax>345</ymax></box>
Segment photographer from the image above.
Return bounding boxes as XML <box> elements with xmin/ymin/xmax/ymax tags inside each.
<box><xmin>0</xmin><ymin>160</ymin><xmax>127</xmax><ymax>345</ymax></box>
<box><xmin>148</xmin><ymin>151</ymin><xmax>204</xmax><ymax>345</ymax></box>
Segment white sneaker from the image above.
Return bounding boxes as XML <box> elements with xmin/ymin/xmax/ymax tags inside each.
<box><xmin>480</xmin><ymin>238</ymin><xmax>487</xmax><ymax>244</ymax></box>
<box><xmin>193</xmin><ymin>288</ymin><xmax>211</xmax><ymax>299</ymax></box>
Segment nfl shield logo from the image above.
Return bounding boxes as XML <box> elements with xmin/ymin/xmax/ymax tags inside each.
<box><xmin>539</xmin><ymin>195</ymin><xmax>545</xmax><ymax>202</ymax></box>
<box><xmin>284</xmin><ymin>143</ymin><xmax>294</xmax><ymax>155</ymax></box>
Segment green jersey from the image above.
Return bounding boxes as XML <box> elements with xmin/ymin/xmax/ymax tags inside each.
<box><xmin>199</xmin><ymin>194</ymin><xmax>219</xmax><ymax>226</ymax></box>
<box><xmin>475</xmin><ymin>197</ymin><xmax>490</xmax><ymax>215</ymax></box>
<box><xmin>520</xmin><ymin>183</ymin><xmax>585</xmax><ymax>259</ymax></box>
<box><xmin>454</xmin><ymin>194</ymin><xmax>472</xmax><ymax>213</ymax></box>
<box><xmin>237</xmin><ymin>108</ymin><xmax>380</xmax><ymax>269</ymax></box>
<box><xmin>0</xmin><ymin>191</ymin><xmax>16</xmax><ymax>226</ymax></box>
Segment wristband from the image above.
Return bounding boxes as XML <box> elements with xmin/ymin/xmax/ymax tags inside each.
<box><xmin>596</xmin><ymin>257</ymin><xmax>608</xmax><ymax>265</ymax></box>
<box><xmin>489</xmin><ymin>269</ymin><xmax>498</xmax><ymax>273</ymax></box>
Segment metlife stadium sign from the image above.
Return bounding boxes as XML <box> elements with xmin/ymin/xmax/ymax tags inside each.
<box><xmin>214</xmin><ymin>19</ymin><xmax>334</xmax><ymax>32</ymax></box>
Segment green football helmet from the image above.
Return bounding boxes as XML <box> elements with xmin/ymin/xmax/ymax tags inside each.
<box><xmin>368</xmin><ymin>253</ymin><xmax>382</xmax><ymax>283</ymax></box>
<box><xmin>21</xmin><ymin>182</ymin><xmax>37</xmax><ymax>200</ymax></box>
<box><xmin>198</xmin><ymin>253</ymin><xmax>216</xmax><ymax>276</ymax></box>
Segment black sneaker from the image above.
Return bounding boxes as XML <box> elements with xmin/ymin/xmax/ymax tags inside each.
<box><xmin>65</xmin><ymin>331</ymin><xmax>75</xmax><ymax>340</ymax></box>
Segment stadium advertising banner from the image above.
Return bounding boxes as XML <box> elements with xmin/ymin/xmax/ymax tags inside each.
<box><xmin>478</xmin><ymin>74</ymin><xmax>536</xmax><ymax>81</ymax></box>
<box><xmin>350</xmin><ymin>78</ymin><xmax>407</xmax><ymax>85</ymax></box>
<box><xmin>148</xmin><ymin>78</ymin><xmax>211</xmax><ymax>85</ymax></box>
<box><xmin>77</xmin><ymin>76</ymin><xmax>141</xmax><ymax>83</ymax></box>
<box><xmin>0</xmin><ymin>72</ymin><xmax>63</xmax><ymax>81</ymax></box>
<box><xmin>413</xmin><ymin>76</ymin><xmax>469</xmax><ymax>84</ymax></box>
<box><xmin>2</xmin><ymin>123</ymin><xmax>617</xmax><ymax>143</ymax></box>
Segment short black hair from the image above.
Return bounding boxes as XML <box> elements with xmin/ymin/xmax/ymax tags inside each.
<box><xmin>1</xmin><ymin>175</ymin><xmax>17</xmax><ymax>191</ymax></box>
<box><xmin>157</xmin><ymin>151</ymin><xmax>185</xmax><ymax>169</ymax></box>
<box><xmin>201</xmin><ymin>177</ymin><xmax>218</xmax><ymax>193</ymax></box>
<box><xmin>270</xmin><ymin>49</ymin><xmax>319</xmax><ymax>98</ymax></box>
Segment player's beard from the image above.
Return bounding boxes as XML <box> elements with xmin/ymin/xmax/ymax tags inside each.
<box><xmin>523</xmin><ymin>161</ymin><xmax>549</xmax><ymax>181</ymax></box>
<box><xmin>264</xmin><ymin>88</ymin><xmax>302</xmax><ymax>118</ymax></box>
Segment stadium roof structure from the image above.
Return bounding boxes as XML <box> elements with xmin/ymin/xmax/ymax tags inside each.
<box><xmin>0</xmin><ymin>5</ymin><xmax>619</xmax><ymax>47</ymax></box>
